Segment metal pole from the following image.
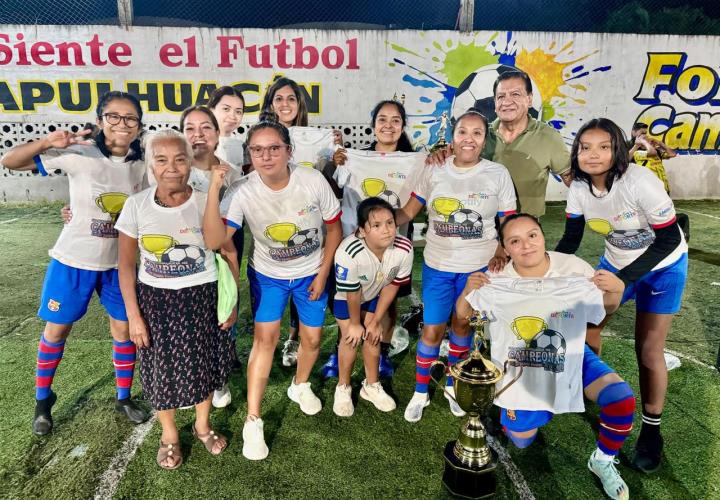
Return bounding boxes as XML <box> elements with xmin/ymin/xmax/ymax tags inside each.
<box><xmin>458</xmin><ymin>0</ymin><xmax>474</xmax><ymax>33</ymax></box>
<box><xmin>117</xmin><ymin>0</ymin><xmax>133</xmax><ymax>28</ymax></box>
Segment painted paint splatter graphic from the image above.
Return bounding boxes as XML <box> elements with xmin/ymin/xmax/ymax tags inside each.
<box><xmin>388</xmin><ymin>31</ymin><xmax>611</xmax><ymax>146</ymax></box>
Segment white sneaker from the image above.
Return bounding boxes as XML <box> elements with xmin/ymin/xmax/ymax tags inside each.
<box><xmin>404</xmin><ymin>391</ymin><xmax>430</xmax><ymax>423</ymax></box>
<box><xmin>287</xmin><ymin>378</ymin><xmax>322</xmax><ymax>415</ymax></box>
<box><xmin>360</xmin><ymin>380</ymin><xmax>396</xmax><ymax>412</ymax></box>
<box><xmin>333</xmin><ymin>384</ymin><xmax>354</xmax><ymax>417</ymax></box>
<box><xmin>212</xmin><ymin>383</ymin><xmax>232</xmax><ymax>408</ymax></box>
<box><xmin>444</xmin><ymin>385</ymin><xmax>466</xmax><ymax>417</ymax></box>
<box><xmin>588</xmin><ymin>449</ymin><xmax>629</xmax><ymax>500</ymax></box>
<box><xmin>282</xmin><ymin>339</ymin><xmax>299</xmax><ymax>367</ymax></box>
<box><xmin>242</xmin><ymin>416</ymin><xmax>269</xmax><ymax>460</ymax></box>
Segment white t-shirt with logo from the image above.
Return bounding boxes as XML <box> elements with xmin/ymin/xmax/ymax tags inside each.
<box><xmin>565</xmin><ymin>164</ymin><xmax>687</xmax><ymax>270</ymax></box>
<box><xmin>223</xmin><ymin>165</ymin><xmax>341</xmax><ymax>279</ymax></box>
<box><xmin>412</xmin><ymin>157</ymin><xmax>517</xmax><ymax>273</ymax></box>
<box><xmin>335</xmin><ymin>149</ymin><xmax>425</xmax><ymax>236</ymax></box>
<box><xmin>115</xmin><ymin>187</ymin><xmax>217</xmax><ymax>290</ymax></box>
<box><xmin>36</xmin><ymin>145</ymin><xmax>146</xmax><ymax>271</ymax></box>
<box><xmin>289</xmin><ymin>126</ymin><xmax>336</xmax><ymax>169</ymax></box>
<box><xmin>216</xmin><ymin>136</ymin><xmax>247</xmax><ymax>167</ymax></box>
<box><xmin>465</xmin><ymin>277</ymin><xmax>605</xmax><ymax>414</ymax></box>
<box><xmin>334</xmin><ymin>235</ymin><xmax>413</xmax><ymax>303</ymax></box>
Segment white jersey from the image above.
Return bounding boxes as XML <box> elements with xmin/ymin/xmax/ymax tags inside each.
<box><xmin>335</xmin><ymin>149</ymin><xmax>425</xmax><ymax>236</ymax></box>
<box><xmin>223</xmin><ymin>164</ymin><xmax>341</xmax><ymax>279</ymax></box>
<box><xmin>465</xmin><ymin>277</ymin><xmax>605</xmax><ymax>414</ymax></box>
<box><xmin>36</xmin><ymin>145</ymin><xmax>146</xmax><ymax>271</ymax></box>
<box><xmin>216</xmin><ymin>136</ymin><xmax>247</xmax><ymax>167</ymax></box>
<box><xmin>289</xmin><ymin>126</ymin><xmax>336</xmax><ymax>170</ymax></box>
<box><xmin>115</xmin><ymin>187</ymin><xmax>218</xmax><ymax>290</ymax></box>
<box><xmin>501</xmin><ymin>251</ymin><xmax>595</xmax><ymax>279</ymax></box>
<box><xmin>334</xmin><ymin>235</ymin><xmax>413</xmax><ymax>303</ymax></box>
<box><xmin>566</xmin><ymin>164</ymin><xmax>687</xmax><ymax>271</ymax></box>
<box><xmin>412</xmin><ymin>157</ymin><xmax>517</xmax><ymax>273</ymax></box>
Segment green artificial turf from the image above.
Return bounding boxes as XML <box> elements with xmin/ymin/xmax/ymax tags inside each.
<box><xmin>1</xmin><ymin>201</ymin><xmax>719</xmax><ymax>499</ymax></box>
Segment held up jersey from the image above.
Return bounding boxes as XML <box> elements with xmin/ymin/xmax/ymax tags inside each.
<box><xmin>289</xmin><ymin>126</ymin><xmax>336</xmax><ymax>170</ymax></box>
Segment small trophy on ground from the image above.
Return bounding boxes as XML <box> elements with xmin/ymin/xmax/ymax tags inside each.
<box><xmin>430</xmin><ymin>311</ymin><xmax>523</xmax><ymax>498</ymax></box>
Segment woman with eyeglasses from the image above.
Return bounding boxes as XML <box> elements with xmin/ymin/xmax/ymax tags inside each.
<box><xmin>204</xmin><ymin>120</ymin><xmax>342</xmax><ymax>460</ymax></box>
<box><xmin>1</xmin><ymin>91</ymin><xmax>150</xmax><ymax>435</ymax></box>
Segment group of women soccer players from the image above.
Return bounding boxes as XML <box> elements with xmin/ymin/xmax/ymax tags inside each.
<box><xmin>1</xmin><ymin>69</ymin><xmax>688</xmax><ymax>500</ymax></box>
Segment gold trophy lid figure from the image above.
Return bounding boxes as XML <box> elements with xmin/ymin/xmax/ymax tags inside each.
<box><xmin>430</xmin><ymin>111</ymin><xmax>450</xmax><ymax>153</ymax></box>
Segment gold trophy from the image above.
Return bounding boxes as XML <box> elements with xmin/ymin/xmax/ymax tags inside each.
<box><xmin>361</xmin><ymin>178</ymin><xmax>387</xmax><ymax>198</ymax></box>
<box><xmin>432</xmin><ymin>197</ymin><xmax>463</xmax><ymax>222</ymax></box>
<box><xmin>430</xmin><ymin>311</ymin><xmax>523</xmax><ymax>499</ymax></box>
<box><xmin>510</xmin><ymin>316</ymin><xmax>547</xmax><ymax>346</ymax></box>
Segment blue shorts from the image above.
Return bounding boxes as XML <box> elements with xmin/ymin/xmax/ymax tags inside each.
<box><xmin>501</xmin><ymin>345</ymin><xmax>615</xmax><ymax>432</ymax></box>
<box><xmin>597</xmin><ymin>253</ymin><xmax>687</xmax><ymax>314</ymax></box>
<box><xmin>38</xmin><ymin>258</ymin><xmax>127</xmax><ymax>324</ymax></box>
<box><xmin>333</xmin><ymin>296</ymin><xmax>379</xmax><ymax>320</ymax></box>
<box><xmin>247</xmin><ymin>267</ymin><xmax>327</xmax><ymax>328</ymax></box>
<box><xmin>421</xmin><ymin>263</ymin><xmax>487</xmax><ymax>326</ymax></box>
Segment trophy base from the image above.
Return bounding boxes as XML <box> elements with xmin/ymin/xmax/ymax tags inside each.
<box><xmin>441</xmin><ymin>441</ymin><xmax>498</xmax><ymax>499</ymax></box>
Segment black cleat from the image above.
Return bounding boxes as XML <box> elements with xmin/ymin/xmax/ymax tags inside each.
<box><xmin>33</xmin><ymin>391</ymin><xmax>57</xmax><ymax>436</ymax></box>
<box><xmin>632</xmin><ymin>431</ymin><xmax>663</xmax><ymax>473</ymax></box>
<box><xmin>115</xmin><ymin>397</ymin><xmax>150</xmax><ymax>424</ymax></box>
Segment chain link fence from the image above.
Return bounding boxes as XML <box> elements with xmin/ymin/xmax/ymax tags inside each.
<box><xmin>0</xmin><ymin>0</ymin><xmax>719</xmax><ymax>34</ymax></box>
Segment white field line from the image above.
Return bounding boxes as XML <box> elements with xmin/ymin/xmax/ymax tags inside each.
<box><xmin>682</xmin><ymin>209</ymin><xmax>720</xmax><ymax>221</ymax></box>
<box><xmin>0</xmin><ymin>217</ymin><xmax>19</xmax><ymax>224</ymax></box>
<box><xmin>93</xmin><ymin>414</ymin><xmax>156</xmax><ymax>500</ymax></box>
<box><xmin>603</xmin><ymin>329</ymin><xmax>716</xmax><ymax>370</ymax></box>
<box><xmin>487</xmin><ymin>435</ymin><xmax>536</xmax><ymax>500</ymax></box>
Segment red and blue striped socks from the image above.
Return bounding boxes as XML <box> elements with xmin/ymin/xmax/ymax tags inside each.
<box><xmin>446</xmin><ymin>331</ymin><xmax>472</xmax><ymax>387</ymax></box>
<box><xmin>415</xmin><ymin>340</ymin><xmax>440</xmax><ymax>393</ymax></box>
<box><xmin>597</xmin><ymin>381</ymin><xmax>636</xmax><ymax>455</ymax></box>
<box><xmin>36</xmin><ymin>334</ymin><xmax>66</xmax><ymax>400</ymax></box>
<box><xmin>112</xmin><ymin>340</ymin><xmax>136</xmax><ymax>400</ymax></box>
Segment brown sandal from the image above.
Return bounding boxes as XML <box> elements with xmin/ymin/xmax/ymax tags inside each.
<box><xmin>157</xmin><ymin>441</ymin><xmax>183</xmax><ymax>470</ymax></box>
<box><xmin>192</xmin><ymin>426</ymin><xmax>228</xmax><ymax>455</ymax></box>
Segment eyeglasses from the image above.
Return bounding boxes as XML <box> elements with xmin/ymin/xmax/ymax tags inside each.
<box><xmin>102</xmin><ymin>113</ymin><xmax>140</xmax><ymax>127</ymax></box>
<box><xmin>494</xmin><ymin>91</ymin><xmax>528</xmax><ymax>103</ymax></box>
<box><xmin>248</xmin><ymin>144</ymin><xmax>288</xmax><ymax>158</ymax></box>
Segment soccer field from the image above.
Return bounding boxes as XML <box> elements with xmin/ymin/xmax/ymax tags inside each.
<box><xmin>1</xmin><ymin>201</ymin><xmax>719</xmax><ymax>500</ymax></box>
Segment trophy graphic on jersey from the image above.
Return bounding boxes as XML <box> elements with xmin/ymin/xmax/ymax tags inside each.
<box><xmin>265</xmin><ymin>222</ymin><xmax>300</xmax><ymax>247</ymax></box>
<box><xmin>587</xmin><ymin>218</ymin><xmax>613</xmax><ymax>236</ymax></box>
<box><xmin>432</xmin><ymin>197</ymin><xmax>463</xmax><ymax>222</ymax></box>
<box><xmin>141</xmin><ymin>234</ymin><xmax>179</xmax><ymax>261</ymax></box>
<box><xmin>430</xmin><ymin>310</ymin><xmax>523</xmax><ymax>498</ymax></box>
<box><xmin>95</xmin><ymin>192</ymin><xmax>128</xmax><ymax>223</ymax></box>
<box><xmin>362</xmin><ymin>178</ymin><xmax>401</xmax><ymax>208</ymax></box>
<box><xmin>510</xmin><ymin>316</ymin><xmax>548</xmax><ymax>346</ymax></box>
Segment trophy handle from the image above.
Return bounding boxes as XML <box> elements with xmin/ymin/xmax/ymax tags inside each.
<box><xmin>494</xmin><ymin>360</ymin><xmax>523</xmax><ymax>399</ymax></box>
<box><xmin>429</xmin><ymin>360</ymin><xmax>459</xmax><ymax>404</ymax></box>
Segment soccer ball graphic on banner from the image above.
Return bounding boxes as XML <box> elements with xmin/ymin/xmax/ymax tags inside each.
<box><xmin>288</xmin><ymin>228</ymin><xmax>319</xmax><ymax>247</ymax></box>
<box><xmin>161</xmin><ymin>244</ymin><xmax>206</xmax><ymax>265</ymax></box>
<box><xmin>529</xmin><ymin>329</ymin><xmax>566</xmax><ymax>354</ymax></box>
<box><xmin>451</xmin><ymin>64</ymin><xmax>543</xmax><ymax>122</ymax></box>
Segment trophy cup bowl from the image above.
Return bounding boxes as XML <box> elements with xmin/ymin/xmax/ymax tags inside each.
<box><xmin>141</xmin><ymin>234</ymin><xmax>178</xmax><ymax>261</ymax></box>
<box><xmin>361</xmin><ymin>178</ymin><xmax>387</xmax><ymax>197</ymax></box>
<box><xmin>430</xmin><ymin>312</ymin><xmax>523</xmax><ymax>499</ymax></box>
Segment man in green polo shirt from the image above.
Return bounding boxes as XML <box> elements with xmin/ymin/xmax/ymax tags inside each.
<box><xmin>484</xmin><ymin>70</ymin><xmax>572</xmax><ymax>217</ymax></box>
<box><xmin>428</xmin><ymin>70</ymin><xmax>571</xmax><ymax>218</ymax></box>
